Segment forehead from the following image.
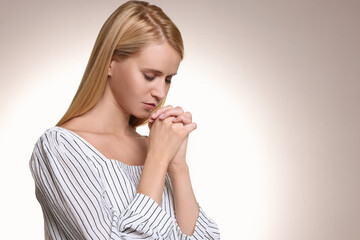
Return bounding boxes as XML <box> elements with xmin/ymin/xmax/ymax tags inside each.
<box><xmin>134</xmin><ymin>42</ymin><xmax>182</xmax><ymax>74</ymax></box>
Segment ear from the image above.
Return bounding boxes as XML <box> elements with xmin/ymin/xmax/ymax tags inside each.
<box><xmin>108</xmin><ymin>60</ymin><xmax>113</xmax><ymax>77</ymax></box>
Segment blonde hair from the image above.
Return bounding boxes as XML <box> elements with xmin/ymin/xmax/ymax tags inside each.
<box><xmin>56</xmin><ymin>0</ymin><xmax>183</xmax><ymax>129</ymax></box>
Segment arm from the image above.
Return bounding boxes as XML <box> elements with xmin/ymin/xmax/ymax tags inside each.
<box><xmin>29</xmin><ymin>129</ymin><xmax>177</xmax><ymax>239</ymax></box>
<box><xmin>149</xmin><ymin>107</ymin><xmax>221</xmax><ymax>239</ymax></box>
<box><xmin>136</xmin><ymin>151</ymin><xmax>169</xmax><ymax>205</ymax></box>
<box><xmin>169</xmin><ymin>163</ymin><xmax>221</xmax><ymax>239</ymax></box>
<box><xmin>137</xmin><ymin>113</ymin><xmax>196</xmax><ymax>207</ymax></box>
<box><xmin>168</xmin><ymin>163</ymin><xmax>199</xmax><ymax>236</ymax></box>
<box><xmin>149</xmin><ymin>107</ymin><xmax>199</xmax><ymax>235</ymax></box>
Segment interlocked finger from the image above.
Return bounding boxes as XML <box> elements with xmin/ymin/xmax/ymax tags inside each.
<box><xmin>148</xmin><ymin>106</ymin><xmax>194</xmax><ymax>130</ymax></box>
<box><xmin>157</xmin><ymin>106</ymin><xmax>184</xmax><ymax>120</ymax></box>
<box><xmin>183</xmin><ymin>111</ymin><xmax>192</xmax><ymax>120</ymax></box>
<box><xmin>172</xmin><ymin>113</ymin><xmax>192</xmax><ymax>125</ymax></box>
<box><xmin>148</xmin><ymin>105</ymin><xmax>173</xmax><ymax>123</ymax></box>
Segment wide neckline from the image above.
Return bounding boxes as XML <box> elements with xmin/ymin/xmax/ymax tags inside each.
<box><xmin>53</xmin><ymin>126</ymin><xmax>144</xmax><ymax>168</ymax></box>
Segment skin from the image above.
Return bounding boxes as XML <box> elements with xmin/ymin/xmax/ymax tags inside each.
<box><xmin>61</xmin><ymin>42</ymin><xmax>199</xmax><ymax>236</ymax></box>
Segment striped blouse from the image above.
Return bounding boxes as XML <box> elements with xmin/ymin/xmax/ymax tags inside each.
<box><xmin>29</xmin><ymin>126</ymin><xmax>220</xmax><ymax>239</ymax></box>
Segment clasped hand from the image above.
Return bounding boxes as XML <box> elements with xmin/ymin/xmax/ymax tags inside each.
<box><xmin>147</xmin><ymin>105</ymin><xmax>197</xmax><ymax>172</ymax></box>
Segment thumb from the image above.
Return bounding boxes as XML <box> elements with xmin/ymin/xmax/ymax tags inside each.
<box><xmin>183</xmin><ymin>122</ymin><xmax>197</xmax><ymax>134</ymax></box>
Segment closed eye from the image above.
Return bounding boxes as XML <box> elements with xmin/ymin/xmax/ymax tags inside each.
<box><xmin>144</xmin><ymin>74</ymin><xmax>155</xmax><ymax>81</ymax></box>
<box><xmin>145</xmin><ymin>74</ymin><xmax>172</xmax><ymax>84</ymax></box>
<box><xmin>165</xmin><ymin>77</ymin><xmax>172</xmax><ymax>84</ymax></box>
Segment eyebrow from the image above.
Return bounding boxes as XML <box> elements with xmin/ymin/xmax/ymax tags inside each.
<box><xmin>142</xmin><ymin>68</ymin><xmax>177</xmax><ymax>77</ymax></box>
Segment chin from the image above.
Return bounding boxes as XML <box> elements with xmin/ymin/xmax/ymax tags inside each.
<box><xmin>131</xmin><ymin>111</ymin><xmax>150</xmax><ymax>119</ymax></box>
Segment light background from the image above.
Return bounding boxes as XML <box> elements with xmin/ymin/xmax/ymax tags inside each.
<box><xmin>1</xmin><ymin>0</ymin><xmax>359</xmax><ymax>239</ymax></box>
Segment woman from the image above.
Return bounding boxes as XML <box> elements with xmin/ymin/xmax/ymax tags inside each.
<box><xmin>29</xmin><ymin>1</ymin><xmax>220</xmax><ymax>239</ymax></box>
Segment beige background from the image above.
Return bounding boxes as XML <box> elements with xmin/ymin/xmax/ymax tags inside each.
<box><xmin>1</xmin><ymin>0</ymin><xmax>359</xmax><ymax>239</ymax></box>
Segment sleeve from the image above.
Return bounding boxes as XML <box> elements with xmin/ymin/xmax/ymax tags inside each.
<box><xmin>29</xmin><ymin>130</ymin><xmax>179</xmax><ymax>239</ymax></box>
<box><xmin>176</xmin><ymin>206</ymin><xmax>221</xmax><ymax>240</ymax></box>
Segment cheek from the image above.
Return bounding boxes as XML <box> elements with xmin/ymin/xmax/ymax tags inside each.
<box><xmin>110</xmin><ymin>69</ymin><xmax>144</xmax><ymax>103</ymax></box>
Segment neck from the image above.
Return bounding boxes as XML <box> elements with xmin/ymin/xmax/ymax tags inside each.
<box><xmin>68</xmin><ymin>82</ymin><xmax>136</xmax><ymax>137</ymax></box>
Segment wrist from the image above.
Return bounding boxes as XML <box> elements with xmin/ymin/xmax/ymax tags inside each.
<box><xmin>168</xmin><ymin>162</ymin><xmax>189</xmax><ymax>175</ymax></box>
<box><xmin>146</xmin><ymin>150</ymin><xmax>170</xmax><ymax>166</ymax></box>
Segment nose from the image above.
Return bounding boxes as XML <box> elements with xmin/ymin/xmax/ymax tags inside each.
<box><xmin>151</xmin><ymin>78</ymin><xmax>168</xmax><ymax>101</ymax></box>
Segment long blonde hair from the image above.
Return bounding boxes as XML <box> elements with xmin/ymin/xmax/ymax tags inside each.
<box><xmin>56</xmin><ymin>0</ymin><xmax>184</xmax><ymax>129</ymax></box>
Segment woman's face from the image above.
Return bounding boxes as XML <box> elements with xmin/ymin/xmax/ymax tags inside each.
<box><xmin>107</xmin><ymin>42</ymin><xmax>182</xmax><ymax>118</ymax></box>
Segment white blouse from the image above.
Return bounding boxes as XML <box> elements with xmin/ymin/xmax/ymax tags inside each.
<box><xmin>29</xmin><ymin>126</ymin><xmax>220</xmax><ymax>239</ymax></box>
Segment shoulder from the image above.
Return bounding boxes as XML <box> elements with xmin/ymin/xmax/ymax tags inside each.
<box><xmin>29</xmin><ymin>128</ymin><xmax>104</xmax><ymax>191</ymax></box>
<box><xmin>31</xmin><ymin>126</ymin><xmax>82</xmax><ymax>161</ymax></box>
<box><xmin>31</xmin><ymin>126</ymin><xmax>100</xmax><ymax>169</ymax></box>
<box><xmin>30</xmin><ymin>127</ymin><xmax>75</xmax><ymax>172</ymax></box>
<box><xmin>35</xmin><ymin>126</ymin><xmax>74</xmax><ymax>146</ymax></box>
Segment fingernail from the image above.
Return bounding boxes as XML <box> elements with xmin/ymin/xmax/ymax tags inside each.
<box><xmin>151</xmin><ymin>113</ymin><xmax>156</xmax><ymax>118</ymax></box>
<box><xmin>160</xmin><ymin>113</ymin><xmax>165</xmax><ymax>119</ymax></box>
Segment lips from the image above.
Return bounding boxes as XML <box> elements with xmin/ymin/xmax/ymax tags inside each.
<box><xmin>144</xmin><ymin>102</ymin><xmax>156</xmax><ymax>110</ymax></box>
<box><xmin>144</xmin><ymin>103</ymin><xmax>156</xmax><ymax>107</ymax></box>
